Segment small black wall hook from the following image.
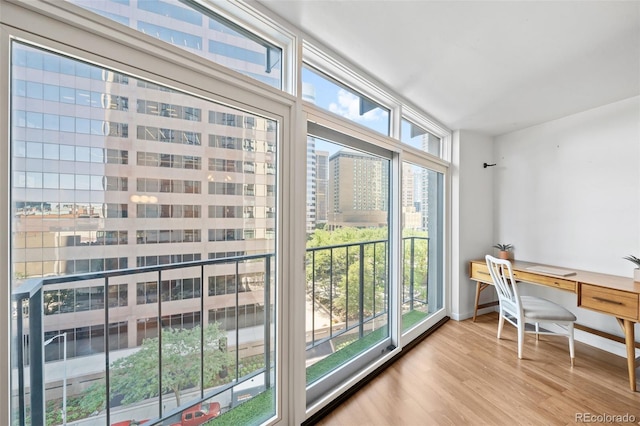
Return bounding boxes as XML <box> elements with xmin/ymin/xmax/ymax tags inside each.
<box><xmin>483</xmin><ymin>162</ymin><xmax>496</xmax><ymax>168</ymax></box>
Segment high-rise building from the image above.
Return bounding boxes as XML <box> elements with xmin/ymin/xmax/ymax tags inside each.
<box><xmin>327</xmin><ymin>150</ymin><xmax>388</xmax><ymax>229</ymax></box>
<box><xmin>12</xmin><ymin>1</ymin><xmax>277</xmax><ymax>366</ymax></box>
<box><xmin>402</xmin><ymin>163</ymin><xmax>421</xmax><ymax>230</ymax></box>
<box><xmin>315</xmin><ymin>151</ymin><xmax>329</xmax><ymax>226</ymax></box>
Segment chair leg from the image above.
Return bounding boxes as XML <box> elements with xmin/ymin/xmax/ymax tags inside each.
<box><xmin>568</xmin><ymin>322</ymin><xmax>575</xmax><ymax>366</ymax></box>
<box><xmin>517</xmin><ymin>321</ymin><xmax>524</xmax><ymax>359</ymax></box>
<box><xmin>535</xmin><ymin>322</ymin><xmax>539</xmax><ymax>341</ymax></box>
<box><xmin>497</xmin><ymin>312</ymin><xmax>505</xmax><ymax>339</ymax></box>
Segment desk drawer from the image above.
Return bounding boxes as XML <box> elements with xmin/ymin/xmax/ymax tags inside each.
<box><xmin>512</xmin><ymin>271</ymin><xmax>576</xmax><ymax>292</ymax></box>
<box><xmin>579</xmin><ymin>284</ymin><xmax>639</xmax><ymax>320</ymax></box>
<box><xmin>470</xmin><ymin>262</ymin><xmax>492</xmax><ymax>282</ymax></box>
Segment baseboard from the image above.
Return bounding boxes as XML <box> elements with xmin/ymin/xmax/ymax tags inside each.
<box><xmin>451</xmin><ymin>305</ymin><xmax>497</xmax><ymax>321</ymax></box>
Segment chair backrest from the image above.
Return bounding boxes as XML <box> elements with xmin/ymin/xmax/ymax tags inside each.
<box><xmin>485</xmin><ymin>255</ymin><xmax>521</xmax><ymax>315</ymax></box>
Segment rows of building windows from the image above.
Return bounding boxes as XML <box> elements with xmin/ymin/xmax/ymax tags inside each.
<box><xmin>136</xmin><ymin>125</ymin><xmax>201</xmax><ymax>145</ymax></box>
<box><xmin>14</xmin><ymin>111</ymin><xmax>128</xmax><ymax>137</ymax></box>
<box><xmin>71</xmin><ymin>0</ymin><xmax>282</xmax><ymax>89</ymax></box>
<box><xmin>44</xmin><ymin>321</ymin><xmax>129</xmax><ymax>361</ymax></box>
<box><xmin>208</xmin><ymin>228</ymin><xmax>254</xmax><ymax>241</ymax></box>
<box><xmin>209</xmin><ymin>205</ymin><xmax>256</xmax><ymax>219</ymax></box>
<box><xmin>106</xmin><ymin>203</ymin><xmax>128</xmax><ymax>218</ymax></box>
<box><xmin>136</xmin><ymin>204</ymin><xmax>201</xmax><ymax>219</ymax></box>
<box><xmin>14</xmin><ymin>230</ymin><xmax>128</xmax><ymax>248</ymax></box>
<box><xmin>208</xmin><ymin>135</ymin><xmax>276</xmax><ymax>154</ymax></box>
<box><xmin>136</xmin><ymin>277</ymin><xmax>202</xmax><ymax>305</ymax></box>
<box><xmin>138</xmin><ymin>21</ymin><xmax>202</xmax><ymax>50</ymax></box>
<box><xmin>14</xmin><ymin>142</ymin><xmax>128</xmax><ymax>164</ymax></box>
<box><xmin>44</xmin><ymin>283</ymin><xmax>128</xmax><ymax>315</ymax></box>
<box><xmin>13</xmin><ymin>172</ymin><xmax>127</xmax><ymax>191</ymax></box>
<box><xmin>136</xmin><ymin>253</ymin><xmax>202</xmax><ymax>267</ymax></box>
<box><xmin>209</xmin><ymin>135</ymin><xmax>253</xmax><ymax>151</ymax></box>
<box><xmin>136</xmin><ymin>99</ymin><xmax>201</xmax><ymax>121</ymax></box>
<box><xmin>137</xmin><ymin>0</ymin><xmax>201</xmax><ymax>26</ymax></box>
<box><xmin>13</xmin><ymin>202</ymin><xmax>124</xmax><ymax>218</ymax></box>
<box><xmin>209</xmin><ymin>304</ymin><xmax>265</xmax><ymax>331</ymax></box>
<box><xmin>13</xmin><ymin>79</ymin><xmax>129</xmax><ymax>111</ymax></box>
<box><xmin>208</xmin><ymin>273</ymin><xmax>258</xmax><ymax>296</ymax></box>
<box><xmin>136</xmin><ymin>178</ymin><xmax>201</xmax><ymax>194</ymax></box>
<box><xmin>208</xmin><ymin>111</ymin><xmax>258</xmax><ymax>129</ymax></box>
<box><xmin>14</xmin><ymin>257</ymin><xmax>128</xmax><ymax>278</ymax></box>
<box><xmin>136</xmin><ymin>312</ymin><xmax>201</xmax><ymax>345</ymax></box>
<box><xmin>13</xmin><ymin>45</ymin><xmax>129</xmax><ymax>84</ymax></box>
<box><xmin>208</xmin><ymin>182</ymin><xmax>275</xmax><ymax>196</ymax></box>
<box><xmin>208</xmin><ymin>159</ymin><xmax>255</xmax><ymax>173</ymax></box>
<box><xmin>208</xmin><ymin>42</ymin><xmax>267</xmax><ymax>68</ymax></box>
<box><xmin>137</xmin><ymin>151</ymin><xmax>201</xmax><ymax>169</ymax></box>
<box><xmin>208</xmin><ymin>251</ymin><xmax>247</xmax><ymax>259</ymax></box>
<box><xmin>136</xmin><ymin>229</ymin><xmax>201</xmax><ymax>244</ymax></box>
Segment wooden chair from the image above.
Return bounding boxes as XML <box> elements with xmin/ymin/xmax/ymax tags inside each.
<box><xmin>485</xmin><ymin>255</ymin><xmax>576</xmax><ymax>365</ymax></box>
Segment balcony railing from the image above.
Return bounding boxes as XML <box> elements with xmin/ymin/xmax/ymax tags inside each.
<box><xmin>12</xmin><ymin>254</ymin><xmax>274</xmax><ymax>426</ymax></box>
<box><xmin>304</xmin><ymin>237</ymin><xmax>429</xmax><ymax>366</ymax></box>
<box><xmin>12</xmin><ymin>236</ymin><xmax>428</xmax><ymax>425</ymax></box>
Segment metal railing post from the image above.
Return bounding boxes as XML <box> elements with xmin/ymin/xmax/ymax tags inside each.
<box><xmin>15</xmin><ymin>298</ymin><xmax>25</xmax><ymax>426</ymax></box>
<box><xmin>359</xmin><ymin>243</ymin><xmax>365</xmax><ymax>339</ymax></box>
<box><xmin>104</xmin><ymin>277</ymin><xmax>111</xmax><ymax>426</ymax></box>
<box><xmin>30</xmin><ymin>288</ymin><xmax>45</xmax><ymax>426</ymax></box>
<box><xmin>264</xmin><ymin>256</ymin><xmax>271</xmax><ymax>390</ymax></box>
<box><xmin>410</xmin><ymin>237</ymin><xmax>415</xmax><ymax>312</ymax></box>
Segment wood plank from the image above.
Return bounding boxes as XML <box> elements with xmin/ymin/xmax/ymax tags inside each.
<box><xmin>313</xmin><ymin>313</ymin><xmax>640</xmax><ymax>425</ymax></box>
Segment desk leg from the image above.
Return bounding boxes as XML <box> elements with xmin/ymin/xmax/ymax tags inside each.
<box><xmin>473</xmin><ymin>281</ymin><xmax>482</xmax><ymax>322</ymax></box>
<box><xmin>623</xmin><ymin>319</ymin><xmax>637</xmax><ymax>392</ymax></box>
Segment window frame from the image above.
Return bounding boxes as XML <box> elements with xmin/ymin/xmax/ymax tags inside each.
<box><xmin>1</xmin><ymin>3</ymin><xmax>297</xmax><ymax>425</ymax></box>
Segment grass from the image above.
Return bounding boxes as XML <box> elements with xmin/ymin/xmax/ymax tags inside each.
<box><xmin>208</xmin><ymin>388</ymin><xmax>274</xmax><ymax>426</ymax></box>
<box><xmin>402</xmin><ymin>309</ymin><xmax>429</xmax><ymax>330</ymax></box>
<box><xmin>307</xmin><ymin>310</ymin><xmax>431</xmax><ymax>384</ymax></box>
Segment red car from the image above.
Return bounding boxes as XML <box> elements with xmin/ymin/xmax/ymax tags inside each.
<box><xmin>171</xmin><ymin>402</ymin><xmax>221</xmax><ymax>426</ymax></box>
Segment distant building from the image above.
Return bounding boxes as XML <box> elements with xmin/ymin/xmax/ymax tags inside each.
<box><xmin>327</xmin><ymin>150</ymin><xmax>388</xmax><ymax>229</ymax></box>
<box><xmin>12</xmin><ymin>1</ymin><xmax>277</xmax><ymax>362</ymax></box>
<box><xmin>315</xmin><ymin>151</ymin><xmax>329</xmax><ymax>226</ymax></box>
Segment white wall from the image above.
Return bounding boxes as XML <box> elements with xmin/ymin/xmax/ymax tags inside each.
<box><xmin>451</xmin><ymin>130</ymin><xmax>495</xmax><ymax>320</ymax></box>
<box><xmin>492</xmin><ymin>96</ymin><xmax>640</xmax><ymax>347</ymax></box>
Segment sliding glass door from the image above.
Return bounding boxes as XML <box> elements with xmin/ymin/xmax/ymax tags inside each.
<box><xmin>304</xmin><ymin>129</ymin><xmax>392</xmax><ymax>406</ymax></box>
<box><xmin>400</xmin><ymin>160</ymin><xmax>445</xmax><ymax>336</ymax></box>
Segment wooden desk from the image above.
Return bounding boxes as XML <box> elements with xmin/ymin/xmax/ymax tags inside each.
<box><xmin>469</xmin><ymin>259</ymin><xmax>640</xmax><ymax>392</ymax></box>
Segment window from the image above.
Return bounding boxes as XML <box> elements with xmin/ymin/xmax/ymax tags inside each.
<box><xmin>5</xmin><ymin>2</ymin><xmax>453</xmax><ymax>425</ymax></box>
<box><xmin>400</xmin><ymin>162</ymin><xmax>444</xmax><ymax>333</ymax></box>
<box><xmin>69</xmin><ymin>0</ymin><xmax>283</xmax><ymax>89</ymax></box>
<box><xmin>305</xmin><ymin>130</ymin><xmax>392</xmax><ymax>406</ymax></box>
<box><xmin>401</xmin><ymin>118</ymin><xmax>442</xmax><ymax>158</ymax></box>
<box><xmin>10</xmin><ymin>40</ymin><xmax>279</xmax><ymax>426</ymax></box>
<box><xmin>302</xmin><ymin>65</ymin><xmax>390</xmax><ymax>136</ymax></box>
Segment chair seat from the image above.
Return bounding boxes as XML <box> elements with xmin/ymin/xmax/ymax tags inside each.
<box><xmin>521</xmin><ymin>296</ymin><xmax>577</xmax><ymax>322</ymax></box>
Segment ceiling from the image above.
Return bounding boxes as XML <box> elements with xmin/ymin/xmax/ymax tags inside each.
<box><xmin>256</xmin><ymin>0</ymin><xmax>640</xmax><ymax>136</ymax></box>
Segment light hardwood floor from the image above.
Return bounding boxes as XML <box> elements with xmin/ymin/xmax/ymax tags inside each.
<box><xmin>314</xmin><ymin>312</ymin><xmax>640</xmax><ymax>426</ymax></box>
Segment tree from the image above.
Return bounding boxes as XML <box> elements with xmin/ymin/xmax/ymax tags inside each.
<box><xmin>110</xmin><ymin>323</ymin><xmax>232</xmax><ymax>407</ymax></box>
<box><xmin>306</xmin><ymin>226</ymin><xmax>429</xmax><ymax>320</ymax></box>
<box><xmin>306</xmin><ymin>227</ymin><xmax>390</xmax><ymax>320</ymax></box>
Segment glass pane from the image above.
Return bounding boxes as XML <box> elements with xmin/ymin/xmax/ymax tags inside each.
<box><xmin>68</xmin><ymin>0</ymin><xmax>282</xmax><ymax>89</ymax></box>
<box><xmin>401</xmin><ymin>162</ymin><xmax>444</xmax><ymax>333</ymax></box>
<box><xmin>305</xmin><ymin>135</ymin><xmax>390</xmax><ymax>400</ymax></box>
<box><xmin>11</xmin><ymin>42</ymin><xmax>277</xmax><ymax>426</ymax></box>
<box><xmin>302</xmin><ymin>66</ymin><xmax>390</xmax><ymax>136</ymax></box>
<box><xmin>401</xmin><ymin>118</ymin><xmax>442</xmax><ymax>158</ymax></box>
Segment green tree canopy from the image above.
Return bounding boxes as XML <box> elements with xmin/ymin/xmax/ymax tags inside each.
<box><xmin>306</xmin><ymin>226</ymin><xmax>429</xmax><ymax>320</ymax></box>
<box><xmin>110</xmin><ymin>323</ymin><xmax>232</xmax><ymax>406</ymax></box>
